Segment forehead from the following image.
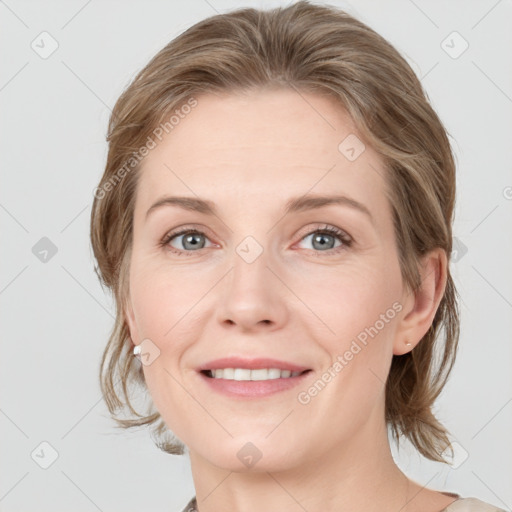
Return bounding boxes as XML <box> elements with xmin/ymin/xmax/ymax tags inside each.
<box><xmin>143</xmin><ymin>88</ymin><xmax>366</xmax><ymax>165</ymax></box>
<box><xmin>136</xmin><ymin>88</ymin><xmax>389</xmax><ymax>220</ymax></box>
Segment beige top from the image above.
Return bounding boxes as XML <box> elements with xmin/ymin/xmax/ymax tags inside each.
<box><xmin>180</xmin><ymin>494</ymin><xmax>507</xmax><ymax>511</ymax></box>
<box><xmin>441</xmin><ymin>497</ymin><xmax>507</xmax><ymax>511</ymax></box>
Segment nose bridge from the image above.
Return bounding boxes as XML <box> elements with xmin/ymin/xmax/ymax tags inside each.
<box><xmin>230</xmin><ymin>233</ymin><xmax>274</xmax><ymax>297</ymax></box>
<box><xmin>216</xmin><ymin>232</ymin><xmax>287</xmax><ymax>329</ymax></box>
<box><xmin>235</xmin><ymin>234</ymin><xmax>267</xmax><ymax>267</ymax></box>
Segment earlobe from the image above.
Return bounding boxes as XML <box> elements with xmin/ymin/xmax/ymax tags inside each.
<box><xmin>393</xmin><ymin>248</ymin><xmax>447</xmax><ymax>355</ymax></box>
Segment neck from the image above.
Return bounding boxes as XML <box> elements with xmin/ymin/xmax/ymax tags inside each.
<box><xmin>187</xmin><ymin>408</ymin><xmax>412</xmax><ymax>512</ymax></box>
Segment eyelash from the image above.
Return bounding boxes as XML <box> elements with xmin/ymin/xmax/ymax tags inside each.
<box><xmin>159</xmin><ymin>224</ymin><xmax>353</xmax><ymax>257</ymax></box>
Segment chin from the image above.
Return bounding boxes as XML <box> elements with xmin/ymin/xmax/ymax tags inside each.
<box><xmin>190</xmin><ymin>436</ymin><xmax>304</xmax><ymax>473</ymax></box>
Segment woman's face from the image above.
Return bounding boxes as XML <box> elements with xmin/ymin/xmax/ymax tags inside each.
<box><xmin>125</xmin><ymin>88</ymin><xmax>417</xmax><ymax>471</ymax></box>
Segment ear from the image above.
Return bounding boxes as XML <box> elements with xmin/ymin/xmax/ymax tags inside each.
<box><xmin>393</xmin><ymin>248</ymin><xmax>448</xmax><ymax>355</ymax></box>
<box><xmin>124</xmin><ymin>294</ymin><xmax>139</xmax><ymax>345</ymax></box>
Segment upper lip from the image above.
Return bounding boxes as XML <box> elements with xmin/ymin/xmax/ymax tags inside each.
<box><xmin>197</xmin><ymin>357</ymin><xmax>311</xmax><ymax>373</ymax></box>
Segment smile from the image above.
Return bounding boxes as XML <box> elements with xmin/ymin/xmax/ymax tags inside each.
<box><xmin>198</xmin><ymin>368</ymin><xmax>312</xmax><ymax>398</ymax></box>
<box><xmin>203</xmin><ymin>368</ymin><xmax>308</xmax><ymax>380</ymax></box>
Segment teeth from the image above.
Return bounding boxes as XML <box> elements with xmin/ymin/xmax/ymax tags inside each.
<box><xmin>209</xmin><ymin>368</ymin><xmax>303</xmax><ymax>380</ymax></box>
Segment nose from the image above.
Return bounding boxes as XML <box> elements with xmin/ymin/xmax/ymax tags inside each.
<box><xmin>215</xmin><ymin>240</ymin><xmax>289</xmax><ymax>332</ymax></box>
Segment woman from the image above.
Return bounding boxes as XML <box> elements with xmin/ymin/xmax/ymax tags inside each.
<box><xmin>90</xmin><ymin>2</ymin><xmax>505</xmax><ymax>511</ymax></box>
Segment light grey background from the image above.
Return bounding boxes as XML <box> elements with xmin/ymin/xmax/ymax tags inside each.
<box><xmin>1</xmin><ymin>0</ymin><xmax>511</xmax><ymax>511</ymax></box>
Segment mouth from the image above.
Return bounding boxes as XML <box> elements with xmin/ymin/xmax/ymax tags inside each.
<box><xmin>196</xmin><ymin>357</ymin><xmax>313</xmax><ymax>399</ymax></box>
<box><xmin>200</xmin><ymin>368</ymin><xmax>312</xmax><ymax>380</ymax></box>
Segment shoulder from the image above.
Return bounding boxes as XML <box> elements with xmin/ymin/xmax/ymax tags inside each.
<box><xmin>180</xmin><ymin>496</ymin><xmax>197</xmax><ymax>512</ymax></box>
<box><xmin>179</xmin><ymin>496</ymin><xmax>508</xmax><ymax>512</ymax></box>
<box><xmin>444</xmin><ymin>497</ymin><xmax>507</xmax><ymax>512</ymax></box>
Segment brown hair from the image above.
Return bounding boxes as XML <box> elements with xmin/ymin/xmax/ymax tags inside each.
<box><xmin>90</xmin><ymin>0</ymin><xmax>459</xmax><ymax>462</ymax></box>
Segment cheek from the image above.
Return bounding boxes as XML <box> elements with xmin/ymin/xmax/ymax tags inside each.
<box><xmin>128</xmin><ymin>258</ymin><xmax>217</xmax><ymax>395</ymax></box>
<box><xmin>129</xmin><ymin>264</ymin><xmax>200</xmax><ymax>431</ymax></box>
<box><xmin>129</xmin><ymin>258</ymin><xmax>200</xmax><ymax>338</ymax></box>
<box><xmin>301</xmin><ymin>270</ymin><xmax>399</xmax><ymax>434</ymax></box>
<box><xmin>298</xmin><ymin>260</ymin><xmax>398</xmax><ymax>335</ymax></box>
<box><xmin>308</xmin><ymin>263</ymin><xmax>401</xmax><ymax>390</ymax></box>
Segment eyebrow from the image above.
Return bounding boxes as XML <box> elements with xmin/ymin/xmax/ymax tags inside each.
<box><xmin>145</xmin><ymin>194</ymin><xmax>374</xmax><ymax>224</ymax></box>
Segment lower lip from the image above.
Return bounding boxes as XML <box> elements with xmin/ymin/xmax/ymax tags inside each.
<box><xmin>198</xmin><ymin>370</ymin><xmax>312</xmax><ymax>399</ymax></box>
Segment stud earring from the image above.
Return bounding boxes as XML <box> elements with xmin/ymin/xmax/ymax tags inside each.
<box><xmin>405</xmin><ymin>342</ymin><xmax>412</xmax><ymax>347</ymax></box>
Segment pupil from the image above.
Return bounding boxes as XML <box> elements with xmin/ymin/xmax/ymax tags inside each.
<box><xmin>314</xmin><ymin>233</ymin><xmax>333</xmax><ymax>250</ymax></box>
<box><xmin>184</xmin><ymin>234</ymin><xmax>203</xmax><ymax>249</ymax></box>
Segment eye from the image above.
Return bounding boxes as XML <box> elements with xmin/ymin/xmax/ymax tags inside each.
<box><xmin>160</xmin><ymin>223</ymin><xmax>353</xmax><ymax>257</ymax></box>
<box><xmin>295</xmin><ymin>224</ymin><xmax>352</xmax><ymax>255</ymax></box>
<box><xmin>160</xmin><ymin>227</ymin><xmax>214</xmax><ymax>256</ymax></box>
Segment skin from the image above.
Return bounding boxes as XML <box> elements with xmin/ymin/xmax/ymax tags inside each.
<box><xmin>125</xmin><ymin>88</ymin><xmax>456</xmax><ymax>512</ymax></box>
